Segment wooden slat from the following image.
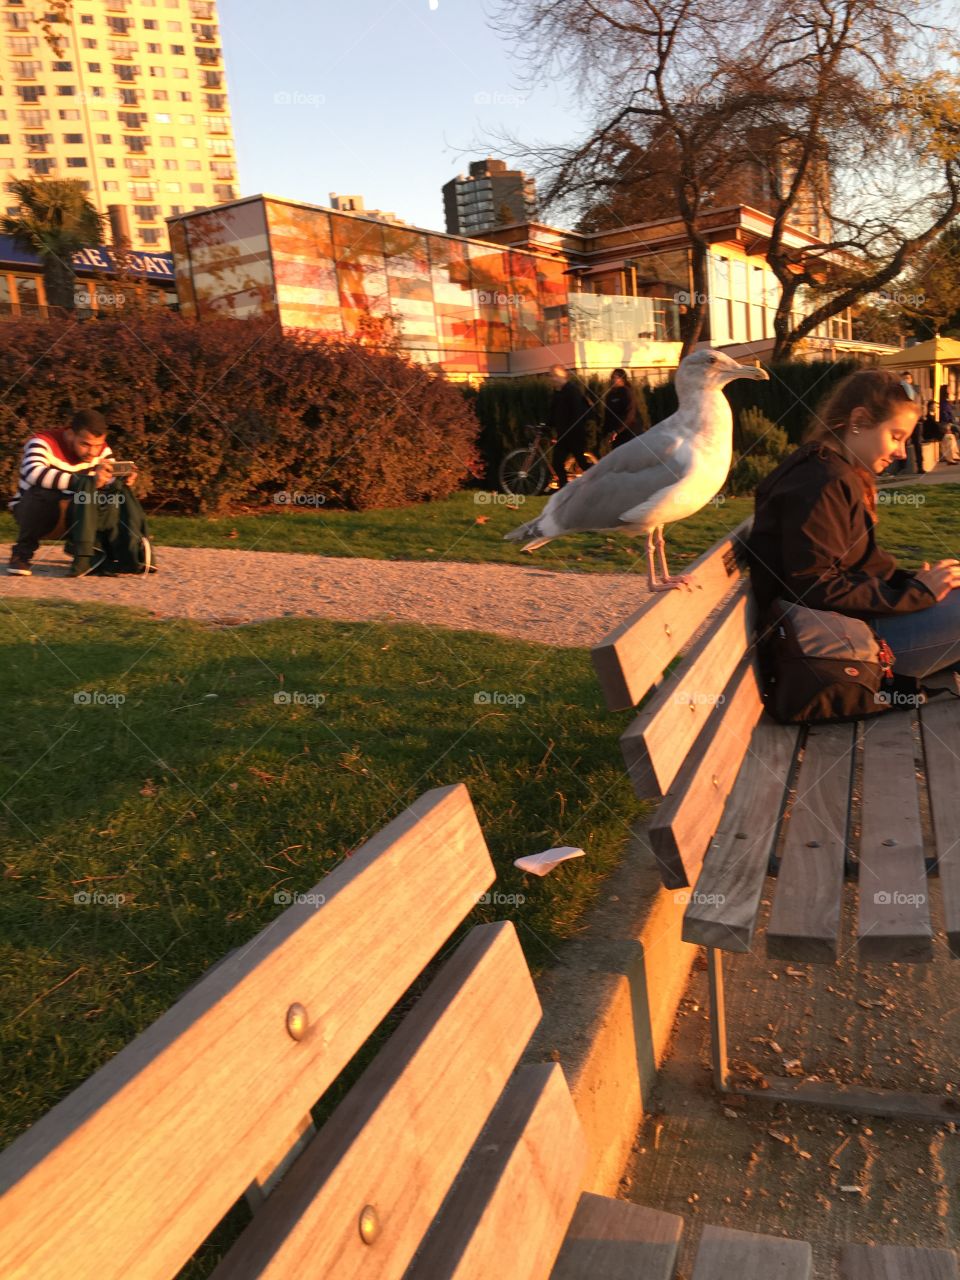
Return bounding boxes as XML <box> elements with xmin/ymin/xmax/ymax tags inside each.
<box><xmin>0</xmin><ymin>784</ymin><xmax>495</xmax><ymax>1280</ymax></box>
<box><xmin>550</xmin><ymin>1192</ymin><xmax>683</xmax><ymax>1280</ymax></box>
<box><xmin>691</xmin><ymin>1225</ymin><xmax>812</xmax><ymax>1280</ymax></box>
<box><xmin>841</xmin><ymin>1243</ymin><xmax>959</xmax><ymax>1280</ymax></box>
<box><xmin>858</xmin><ymin>714</ymin><xmax>932</xmax><ymax>962</ymax></box>
<box><xmin>649</xmin><ymin>656</ymin><xmax>765</xmax><ymax>889</ymax></box>
<box><xmin>683</xmin><ymin>719</ymin><xmax>800</xmax><ymax>952</ymax></box>
<box><xmin>591</xmin><ymin>520</ymin><xmax>749</xmax><ymax>711</ymax></box>
<box><xmin>406</xmin><ymin>1064</ymin><xmax>587</xmax><ymax>1280</ymax></box>
<box><xmin>732</xmin><ymin>1078</ymin><xmax>960</xmax><ymax>1121</ymax></box>
<box><xmin>214</xmin><ymin>922</ymin><xmax>541</xmax><ymax>1280</ymax></box>
<box><xmin>767</xmin><ymin>723</ymin><xmax>855</xmax><ymax>964</ymax></box>
<box><xmin>919</xmin><ymin>700</ymin><xmax>960</xmax><ymax>956</ymax></box>
<box><xmin>620</xmin><ymin>585</ymin><xmax>756</xmax><ymax>798</ymax></box>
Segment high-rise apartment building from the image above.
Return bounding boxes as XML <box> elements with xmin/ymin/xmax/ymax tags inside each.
<box><xmin>442</xmin><ymin>158</ymin><xmax>537</xmax><ymax>238</ymax></box>
<box><xmin>0</xmin><ymin>0</ymin><xmax>236</xmax><ymax>252</ymax></box>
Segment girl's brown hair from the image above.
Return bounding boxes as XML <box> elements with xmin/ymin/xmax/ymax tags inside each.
<box><xmin>806</xmin><ymin>369</ymin><xmax>919</xmax><ymax>515</ymax></box>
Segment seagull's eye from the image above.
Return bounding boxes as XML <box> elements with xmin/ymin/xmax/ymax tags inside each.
<box><xmin>707</xmin><ymin>356</ymin><xmax>718</xmax><ymax>364</ymax></box>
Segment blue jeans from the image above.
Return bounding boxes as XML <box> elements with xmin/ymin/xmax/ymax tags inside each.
<box><xmin>872</xmin><ymin>590</ymin><xmax>960</xmax><ymax>678</ymax></box>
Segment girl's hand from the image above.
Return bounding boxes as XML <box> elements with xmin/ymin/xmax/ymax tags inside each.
<box><xmin>916</xmin><ymin>559</ymin><xmax>960</xmax><ymax>601</ymax></box>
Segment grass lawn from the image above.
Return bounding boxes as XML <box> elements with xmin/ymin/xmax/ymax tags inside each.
<box><xmin>5</xmin><ymin>483</ymin><xmax>957</xmax><ymax>572</ymax></box>
<box><xmin>1</xmin><ymin>491</ymin><xmax>753</xmax><ymax>574</ymax></box>
<box><xmin>0</xmin><ymin>600</ymin><xmax>641</xmax><ymax>1156</ymax></box>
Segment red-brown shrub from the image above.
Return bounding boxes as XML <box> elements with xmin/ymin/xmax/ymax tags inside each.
<box><xmin>0</xmin><ymin>316</ymin><xmax>481</xmax><ymax>512</ymax></box>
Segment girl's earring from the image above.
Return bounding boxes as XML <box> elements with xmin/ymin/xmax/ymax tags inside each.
<box><xmin>852</xmin><ymin>427</ymin><xmax>861</xmax><ymax>434</ymax></box>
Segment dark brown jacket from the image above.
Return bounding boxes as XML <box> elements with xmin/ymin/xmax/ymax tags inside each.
<box><xmin>746</xmin><ymin>441</ymin><xmax>937</xmax><ymax>620</ymax></box>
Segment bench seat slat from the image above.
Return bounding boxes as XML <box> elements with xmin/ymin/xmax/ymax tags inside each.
<box><xmin>767</xmin><ymin>723</ymin><xmax>855</xmax><ymax>964</ymax></box>
<box><xmin>406</xmin><ymin>1064</ymin><xmax>586</xmax><ymax>1280</ymax></box>
<box><xmin>649</xmin><ymin>656</ymin><xmax>765</xmax><ymax>889</ymax></box>
<box><xmin>549</xmin><ymin>1192</ymin><xmax>683</xmax><ymax>1280</ymax></box>
<box><xmin>620</xmin><ymin>585</ymin><xmax>756</xmax><ymax>799</ymax></box>
<box><xmin>683</xmin><ymin>718</ymin><xmax>800</xmax><ymax>952</ymax></box>
<box><xmin>691</xmin><ymin>1224</ymin><xmax>812</xmax><ymax>1280</ymax></box>
<box><xmin>0</xmin><ymin>784</ymin><xmax>494</xmax><ymax>1280</ymax></box>
<box><xmin>213</xmin><ymin>921</ymin><xmax>541</xmax><ymax>1280</ymax></box>
<box><xmin>592</xmin><ymin>521</ymin><xmax>748</xmax><ymax>711</ymax></box>
<box><xmin>840</xmin><ymin>1243</ymin><xmax>959</xmax><ymax>1280</ymax></box>
<box><xmin>858</xmin><ymin>714</ymin><xmax>932</xmax><ymax>962</ymax></box>
<box><xmin>919</xmin><ymin>701</ymin><xmax>960</xmax><ymax>956</ymax></box>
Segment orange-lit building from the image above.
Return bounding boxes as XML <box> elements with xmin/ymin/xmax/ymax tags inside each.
<box><xmin>168</xmin><ymin>194</ymin><xmax>894</xmax><ymax>379</ymax></box>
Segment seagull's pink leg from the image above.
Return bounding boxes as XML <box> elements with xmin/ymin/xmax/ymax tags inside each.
<box><xmin>645</xmin><ymin>529</ymin><xmax>658</xmax><ymax>592</ymax></box>
<box><xmin>652</xmin><ymin>526</ymin><xmax>693</xmax><ymax>591</ymax></box>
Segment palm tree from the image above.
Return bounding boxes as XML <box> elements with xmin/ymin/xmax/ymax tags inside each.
<box><xmin>1</xmin><ymin>177</ymin><xmax>103</xmax><ymax>313</ymax></box>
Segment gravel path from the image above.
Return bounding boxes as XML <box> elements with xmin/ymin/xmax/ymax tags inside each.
<box><xmin>0</xmin><ymin>543</ymin><xmax>651</xmax><ymax>648</ymax></box>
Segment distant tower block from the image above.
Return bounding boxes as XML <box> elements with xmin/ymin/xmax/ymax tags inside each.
<box><xmin>442</xmin><ymin>158</ymin><xmax>538</xmax><ymax>237</ymax></box>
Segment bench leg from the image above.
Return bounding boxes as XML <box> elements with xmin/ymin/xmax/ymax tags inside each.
<box><xmin>706</xmin><ymin>948</ymin><xmax>730</xmax><ymax>1092</ymax></box>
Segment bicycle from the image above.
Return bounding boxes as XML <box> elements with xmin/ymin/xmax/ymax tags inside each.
<box><xmin>498</xmin><ymin>423</ymin><xmax>598</xmax><ymax>496</ymax></box>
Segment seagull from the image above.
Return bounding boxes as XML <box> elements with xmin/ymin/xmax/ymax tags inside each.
<box><xmin>503</xmin><ymin>349</ymin><xmax>769</xmax><ymax>590</ymax></box>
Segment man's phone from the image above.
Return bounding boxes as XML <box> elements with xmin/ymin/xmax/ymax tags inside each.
<box><xmin>110</xmin><ymin>460</ymin><xmax>135</xmax><ymax>478</ymax></box>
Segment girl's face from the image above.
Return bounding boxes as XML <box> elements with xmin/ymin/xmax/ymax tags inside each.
<box><xmin>845</xmin><ymin>403</ymin><xmax>918</xmax><ymax>474</ymax></box>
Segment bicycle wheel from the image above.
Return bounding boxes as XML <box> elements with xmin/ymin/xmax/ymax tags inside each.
<box><xmin>499</xmin><ymin>449</ymin><xmax>551</xmax><ymax>496</ymax></box>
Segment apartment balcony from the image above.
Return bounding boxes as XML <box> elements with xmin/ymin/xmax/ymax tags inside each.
<box><xmin>192</xmin><ymin>24</ymin><xmax>218</xmax><ymax>42</ymax></box>
<box><xmin>564</xmin><ymin>293</ymin><xmax>682</xmax><ymax>345</ymax></box>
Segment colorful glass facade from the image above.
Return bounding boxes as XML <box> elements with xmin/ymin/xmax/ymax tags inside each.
<box><xmin>169</xmin><ymin>195</ymin><xmax>588</xmax><ymax>375</ymax></box>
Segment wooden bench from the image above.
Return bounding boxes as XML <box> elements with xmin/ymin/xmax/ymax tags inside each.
<box><xmin>592</xmin><ymin>520</ymin><xmax>960</xmax><ymax>1121</ymax></box>
<box><xmin>1</xmin><ymin>780</ymin><xmax>817</xmax><ymax>1280</ymax></box>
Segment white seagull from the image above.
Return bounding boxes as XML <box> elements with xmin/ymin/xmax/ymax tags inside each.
<box><xmin>504</xmin><ymin>349</ymin><xmax>769</xmax><ymax>590</ymax></box>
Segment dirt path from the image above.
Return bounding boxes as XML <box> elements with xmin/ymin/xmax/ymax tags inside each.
<box><xmin>0</xmin><ymin>543</ymin><xmax>651</xmax><ymax>648</ymax></box>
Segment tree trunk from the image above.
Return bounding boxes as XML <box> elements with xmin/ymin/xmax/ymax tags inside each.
<box><xmin>42</xmin><ymin>253</ymin><xmax>76</xmax><ymax>313</ymax></box>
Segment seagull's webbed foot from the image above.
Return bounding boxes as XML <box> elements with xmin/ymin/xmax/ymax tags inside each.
<box><xmin>647</xmin><ymin>578</ymin><xmax>692</xmax><ymax>593</ymax></box>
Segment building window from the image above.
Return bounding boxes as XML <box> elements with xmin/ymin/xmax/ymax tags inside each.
<box><xmin>140</xmin><ymin>228</ymin><xmax>162</xmax><ymax>244</ymax></box>
<box><xmin>87</xmin><ymin>62</ymin><xmax>101</xmax><ymax>72</ymax></box>
<box><xmin>58</xmin><ymin>108</ymin><xmax>80</xmax><ymax>120</ymax></box>
<box><xmin>81</xmin><ymin>38</ymin><xmax>97</xmax><ymax>49</ymax></box>
<box><xmin>56</xmin><ymin>85</ymin><xmax>75</xmax><ymax>96</ymax></box>
<box><xmin>170</xmin><ymin>44</ymin><xmax>185</xmax><ymax>54</ymax></box>
<box><xmin>184</xmin><ymin>158</ymin><xmax>201</xmax><ymax>170</ymax></box>
<box><xmin>178</xmin><ymin>113</ymin><xmax>194</xmax><ymax>123</ymax></box>
<box><xmin>63</xmin><ymin>132</ymin><xmax>83</xmax><ymax>143</ymax></box>
<box><xmin>66</xmin><ymin>156</ymin><xmax>87</xmax><ymax>167</ymax></box>
<box><xmin>164</xmin><ymin>180</ymin><xmax>181</xmax><ymax>191</ymax></box>
<box><xmin>92</xmin><ymin>109</ymin><xmax>109</xmax><ymax>120</ymax></box>
<box><xmin>181</xmin><ymin>136</ymin><xmax>197</xmax><ymax>147</ymax></box>
<box><xmin>150</xmin><ymin>66</ymin><xmax>165</xmax><ymax>77</ymax></box>
<box><xmin>103</xmin><ymin>180</ymin><xmax>120</xmax><ymax>191</ymax></box>
<box><xmin>189</xmin><ymin>181</ymin><xmax>204</xmax><ymax>192</ymax></box>
<box><xmin>134</xmin><ymin>204</ymin><xmax>159</xmax><ymax>219</ymax></box>
<box><xmin>153</xmin><ymin>89</ymin><xmax>169</xmax><ymax>100</ymax></box>
<box><xmin>167</xmin><ymin>20</ymin><xmax>183</xmax><ymax>30</ymax></box>
<box><xmin>103</xmin><ymin>157</ymin><xmax>116</xmax><ymax>167</ymax></box>
<box><xmin>162</xmin><ymin>157</ymin><xmax>178</xmax><ymax>169</ymax></box>
<box><xmin>175</xmin><ymin>91</ymin><xmax>191</xmax><ymax>101</ymax></box>
<box><xmin>96</xmin><ymin>133</ymin><xmax>111</xmax><ymax>143</ymax></box>
<box><xmin>81</xmin><ymin>14</ymin><xmax>94</xmax><ymax>23</ymax></box>
<box><xmin>171</xmin><ymin>66</ymin><xmax>188</xmax><ymax>78</ymax></box>
<box><xmin>159</xmin><ymin>135</ymin><xmax>174</xmax><ymax>146</ymax></box>
<box><xmin>0</xmin><ymin>134</ymin><xmax>8</xmax><ymax>144</ymax></box>
<box><xmin>147</xmin><ymin>42</ymin><xmax>161</xmax><ymax>53</ymax></box>
<box><xmin>51</xmin><ymin>60</ymin><xmax>72</xmax><ymax>72</ymax></box>
<box><xmin>144</xmin><ymin>19</ymin><xmax>159</xmax><ymax>29</ymax></box>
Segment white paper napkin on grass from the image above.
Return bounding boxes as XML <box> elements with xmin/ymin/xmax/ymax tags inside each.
<box><xmin>513</xmin><ymin>846</ymin><xmax>585</xmax><ymax>877</ymax></box>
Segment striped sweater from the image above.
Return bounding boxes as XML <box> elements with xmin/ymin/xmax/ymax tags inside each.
<box><xmin>16</xmin><ymin>429</ymin><xmax>113</xmax><ymax>501</ymax></box>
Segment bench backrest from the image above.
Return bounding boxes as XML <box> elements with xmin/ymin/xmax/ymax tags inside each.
<box><xmin>591</xmin><ymin>520</ymin><xmax>767</xmax><ymax>889</ymax></box>
<box><xmin>0</xmin><ymin>783</ymin><xmax>587</xmax><ymax>1279</ymax></box>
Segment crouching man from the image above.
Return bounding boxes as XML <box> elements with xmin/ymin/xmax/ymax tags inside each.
<box><xmin>7</xmin><ymin>408</ymin><xmax>152</xmax><ymax>577</ymax></box>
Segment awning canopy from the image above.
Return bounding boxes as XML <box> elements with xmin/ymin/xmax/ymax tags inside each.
<box><xmin>875</xmin><ymin>336</ymin><xmax>960</xmax><ymax>369</ymax></box>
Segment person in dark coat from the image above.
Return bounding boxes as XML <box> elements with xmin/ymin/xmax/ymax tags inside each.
<box><xmin>746</xmin><ymin>369</ymin><xmax>960</xmax><ymax>679</ymax></box>
<box><xmin>547</xmin><ymin>364</ymin><xmax>594</xmax><ymax>487</ymax></box>
<box><xmin>602</xmin><ymin>368</ymin><xmax>639</xmax><ymax>449</ymax></box>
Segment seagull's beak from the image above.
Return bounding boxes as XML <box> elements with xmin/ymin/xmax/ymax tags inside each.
<box><xmin>724</xmin><ymin>362</ymin><xmax>769</xmax><ymax>383</ymax></box>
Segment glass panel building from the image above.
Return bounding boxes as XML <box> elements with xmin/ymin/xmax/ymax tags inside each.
<box><xmin>169</xmin><ymin>195</ymin><xmax>880</xmax><ymax>376</ymax></box>
<box><xmin>168</xmin><ymin>194</ymin><xmax>682</xmax><ymax>377</ymax></box>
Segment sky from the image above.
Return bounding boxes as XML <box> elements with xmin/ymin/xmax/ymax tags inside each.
<box><xmin>217</xmin><ymin>0</ymin><xmax>589</xmax><ymax>234</ymax></box>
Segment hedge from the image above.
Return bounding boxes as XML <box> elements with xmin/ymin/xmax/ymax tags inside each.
<box><xmin>0</xmin><ymin>317</ymin><xmax>481</xmax><ymax>513</ymax></box>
